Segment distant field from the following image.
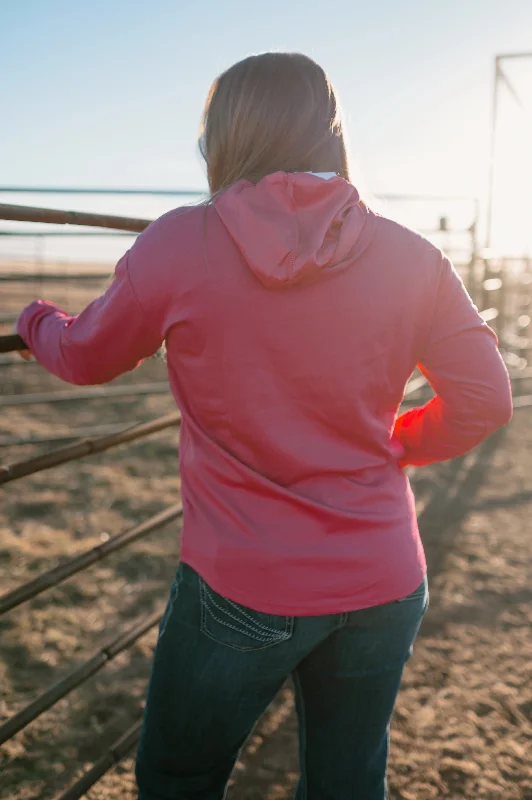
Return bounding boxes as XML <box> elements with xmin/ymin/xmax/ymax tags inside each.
<box><xmin>0</xmin><ymin>275</ymin><xmax>531</xmax><ymax>799</ymax></box>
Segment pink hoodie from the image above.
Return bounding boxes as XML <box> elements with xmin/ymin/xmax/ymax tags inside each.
<box><xmin>17</xmin><ymin>172</ymin><xmax>512</xmax><ymax>615</ymax></box>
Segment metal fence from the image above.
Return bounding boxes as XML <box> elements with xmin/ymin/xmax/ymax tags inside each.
<box><xmin>0</xmin><ymin>420</ymin><xmax>182</xmax><ymax>797</ymax></box>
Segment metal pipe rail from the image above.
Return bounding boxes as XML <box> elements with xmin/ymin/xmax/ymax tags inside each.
<box><xmin>0</xmin><ymin>503</ymin><xmax>183</xmax><ymax>616</ymax></box>
<box><xmin>403</xmin><ymin>375</ymin><xmax>428</xmax><ymax>397</ymax></box>
<box><xmin>0</xmin><ymin>230</ymin><xmax>133</xmax><ymax>237</ymax></box>
<box><xmin>0</xmin><ymin>202</ymin><xmax>151</xmax><ymax>232</ymax></box>
<box><xmin>0</xmin><ymin>381</ymin><xmax>171</xmax><ymax>407</ymax></box>
<box><xmin>0</xmin><ymin>312</ymin><xmax>19</xmax><ymax>323</ymax></box>
<box><xmin>513</xmin><ymin>394</ymin><xmax>532</xmax><ymax>408</ymax></box>
<box><xmin>0</xmin><ymin>421</ymin><xmax>142</xmax><ymax>448</ymax></box>
<box><xmin>0</xmin><ymin>333</ymin><xmax>26</xmax><ymax>353</ymax></box>
<box><xmin>11</xmin><ymin>396</ymin><xmax>525</xmax><ymax>448</ymax></box>
<box><xmin>0</xmin><ymin>412</ymin><xmax>180</xmax><ymax>485</ymax></box>
<box><xmin>0</xmin><ymin>185</ymin><xmax>203</xmax><ymax>196</ymax></box>
<box><xmin>0</xmin><ymin>185</ymin><xmax>474</xmax><ymax>202</ymax></box>
<box><xmin>0</xmin><ymin>305</ymin><xmax>498</xmax><ymax>359</ymax></box>
<box><xmin>403</xmin><ymin>364</ymin><xmax>532</xmax><ymax>400</ymax></box>
<box><xmin>0</xmin><ymin>272</ymin><xmax>110</xmax><ymax>282</ymax></box>
<box><xmin>0</xmin><ymin>609</ymin><xmax>162</xmax><ymax>745</ymax></box>
<box><xmin>0</xmin><ymin>359</ymin><xmax>34</xmax><ymax>371</ymax></box>
<box><xmin>0</xmin><ymin>306</ymin><xmax>501</xmax><ymax>357</ymax></box>
<box><xmin>56</xmin><ymin>721</ymin><xmax>142</xmax><ymax>800</ymax></box>
<box><xmin>0</xmin><ymin>354</ymin><xmax>30</xmax><ymax>366</ymax></box>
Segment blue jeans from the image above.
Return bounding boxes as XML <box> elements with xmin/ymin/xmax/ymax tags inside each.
<box><xmin>136</xmin><ymin>563</ymin><xmax>428</xmax><ymax>800</ymax></box>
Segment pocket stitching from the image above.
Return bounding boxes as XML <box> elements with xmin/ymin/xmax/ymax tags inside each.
<box><xmin>199</xmin><ymin>578</ymin><xmax>293</xmax><ymax>648</ymax></box>
<box><xmin>204</xmin><ymin>584</ymin><xmax>287</xmax><ymax>639</ymax></box>
<box><xmin>223</xmin><ymin>594</ymin><xmax>290</xmax><ymax>635</ymax></box>
<box><xmin>204</xmin><ymin>605</ymin><xmax>290</xmax><ymax>643</ymax></box>
<box><xmin>201</xmin><ymin>626</ymin><xmax>289</xmax><ymax>652</ymax></box>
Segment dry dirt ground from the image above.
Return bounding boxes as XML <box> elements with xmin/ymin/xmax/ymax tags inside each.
<box><xmin>0</xmin><ymin>278</ymin><xmax>531</xmax><ymax>799</ymax></box>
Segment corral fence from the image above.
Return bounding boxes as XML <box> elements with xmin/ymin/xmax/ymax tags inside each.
<box><xmin>0</xmin><ymin>194</ymin><xmax>531</xmax><ymax>798</ymax></box>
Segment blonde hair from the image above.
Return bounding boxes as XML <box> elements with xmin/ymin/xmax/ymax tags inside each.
<box><xmin>199</xmin><ymin>52</ymin><xmax>351</xmax><ymax>195</ymax></box>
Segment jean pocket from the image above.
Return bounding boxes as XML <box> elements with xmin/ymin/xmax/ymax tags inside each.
<box><xmin>396</xmin><ymin>577</ymin><xmax>428</xmax><ymax>605</ymax></box>
<box><xmin>199</xmin><ymin>578</ymin><xmax>293</xmax><ymax>652</ymax></box>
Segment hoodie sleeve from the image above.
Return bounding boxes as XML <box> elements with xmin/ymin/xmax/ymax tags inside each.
<box><xmin>394</xmin><ymin>257</ymin><xmax>513</xmax><ymax>467</ymax></box>
<box><xmin>16</xmin><ymin>250</ymin><xmax>164</xmax><ymax>386</ymax></box>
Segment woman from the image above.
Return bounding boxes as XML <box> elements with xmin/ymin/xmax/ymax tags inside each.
<box><xmin>16</xmin><ymin>53</ymin><xmax>512</xmax><ymax>799</ymax></box>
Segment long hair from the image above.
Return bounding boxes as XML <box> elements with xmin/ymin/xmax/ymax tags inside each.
<box><xmin>199</xmin><ymin>52</ymin><xmax>351</xmax><ymax>195</ymax></box>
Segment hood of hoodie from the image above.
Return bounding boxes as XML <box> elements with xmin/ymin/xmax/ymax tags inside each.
<box><xmin>214</xmin><ymin>171</ymin><xmax>376</xmax><ymax>288</ymax></box>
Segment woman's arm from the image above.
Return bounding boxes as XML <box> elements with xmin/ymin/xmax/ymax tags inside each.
<box><xmin>16</xmin><ymin>250</ymin><xmax>164</xmax><ymax>385</ymax></box>
<box><xmin>394</xmin><ymin>257</ymin><xmax>513</xmax><ymax>467</ymax></box>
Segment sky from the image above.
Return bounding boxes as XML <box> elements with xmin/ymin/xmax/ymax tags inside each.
<box><xmin>1</xmin><ymin>0</ymin><xmax>532</xmax><ymax>254</ymax></box>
